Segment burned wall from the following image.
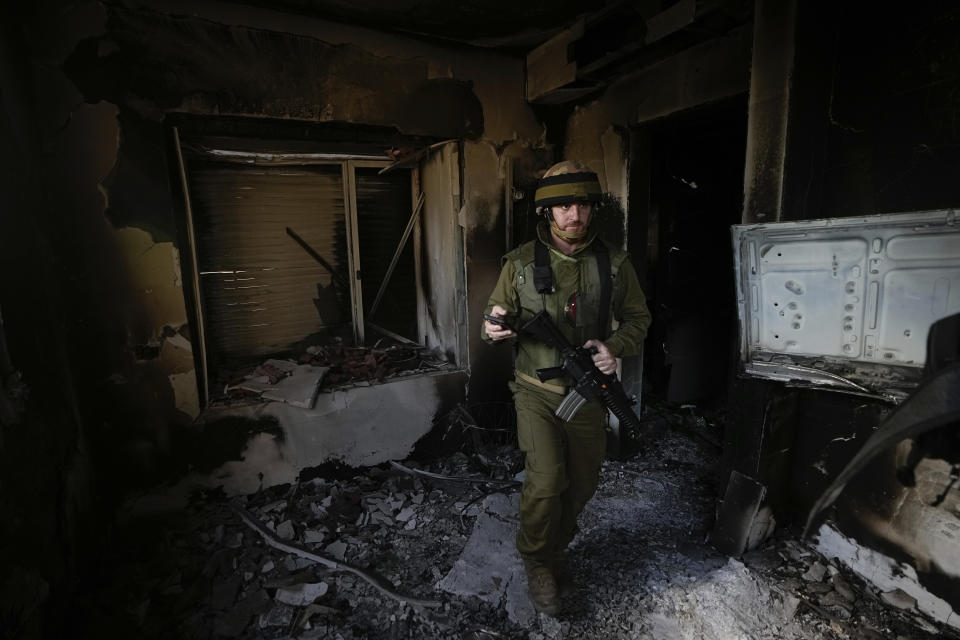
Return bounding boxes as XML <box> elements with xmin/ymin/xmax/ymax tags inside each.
<box><xmin>560</xmin><ymin>24</ymin><xmax>752</xmax><ymax>409</ymax></box>
<box><xmin>65</xmin><ymin>7</ymin><xmax>484</xmax><ymax>138</ymax></box>
<box><xmin>731</xmin><ymin>2</ymin><xmax>960</xmax><ymax>618</ymax></box>
<box><xmin>773</xmin><ymin>390</ymin><xmax>960</xmax><ymax>616</ymax></box>
<box><xmin>812</xmin><ymin>5</ymin><xmax>960</xmax><ymax>220</ymax></box>
<box><xmin>0</xmin><ymin>7</ymin><xmax>105</xmax><ymax>637</ymax></box>
<box><xmin>461</xmin><ymin>140</ymin><xmax>555</xmax><ymax>405</ymax></box>
<box><xmin>564</xmin><ymin>22</ymin><xmax>753</xmax><ymax>205</ymax></box>
<box><xmin>15</xmin><ymin>0</ymin><xmax>543</xmax><ymax>487</ymax></box>
<box><xmin>419</xmin><ymin>142</ymin><xmax>466</xmax><ymax>363</ymax></box>
<box><xmin>70</xmin><ymin>0</ymin><xmax>541</xmax><ymax>143</ymax></box>
<box><xmin>1</xmin><ymin>0</ymin><xmax>544</xmax><ymax>632</ymax></box>
<box><xmin>558</xmin><ymin>1</ymin><xmax>960</xmax><ymax>616</ymax></box>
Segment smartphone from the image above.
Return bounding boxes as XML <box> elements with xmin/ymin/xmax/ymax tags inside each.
<box><xmin>483</xmin><ymin>313</ymin><xmax>509</xmax><ymax>327</ymax></box>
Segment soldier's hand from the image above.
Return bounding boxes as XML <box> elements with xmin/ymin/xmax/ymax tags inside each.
<box><xmin>584</xmin><ymin>339</ymin><xmax>617</xmax><ymax>374</ymax></box>
<box><xmin>484</xmin><ymin>305</ymin><xmax>517</xmax><ymax>341</ymax></box>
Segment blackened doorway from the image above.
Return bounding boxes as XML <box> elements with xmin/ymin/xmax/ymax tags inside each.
<box><xmin>637</xmin><ymin>96</ymin><xmax>747</xmax><ymax>407</ymax></box>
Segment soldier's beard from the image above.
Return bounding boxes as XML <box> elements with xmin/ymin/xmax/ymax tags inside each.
<box><xmin>550</xmin><ymin>219</ymin><xmax>589</xmax><ymax>242</ymax></box>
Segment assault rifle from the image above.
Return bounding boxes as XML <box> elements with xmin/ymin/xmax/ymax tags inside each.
<box><xmin>484</xmin><ymin>311</ymin><xmax>642</xmax><ymax>433</ymax></box>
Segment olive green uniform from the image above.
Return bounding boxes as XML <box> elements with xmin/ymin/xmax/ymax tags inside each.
<box><xmin>483</xmin><ymin>223</ymin><xmax>651</xmax><ymax>566</ymax></box>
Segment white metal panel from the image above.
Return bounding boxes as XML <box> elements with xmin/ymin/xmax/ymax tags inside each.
<box><xmin>757</xmin><ymin>239</ymin><xmax>867</xmax><ymax>358</ymax></box>
<box><xmin>879</xmin><ymin>268</ymin><xmax>960</xmax><ymax>364</ymax></box>
<box><xmin>732</xmin><ymin>210</ymin><xmax>960</xmax><ymax>395</ymax></box>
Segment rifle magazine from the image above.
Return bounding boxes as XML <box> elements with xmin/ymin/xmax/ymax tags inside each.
<box><xmin>555</xmin><ymin>390</ymin><xmax>588</xmax><ymax>422</ymax></box>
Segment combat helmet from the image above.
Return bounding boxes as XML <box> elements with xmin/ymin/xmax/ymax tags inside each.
<box><xmin>533</xmin><ymin>160</ymin><xmax>602</xmax><ymax>210</ymax></box>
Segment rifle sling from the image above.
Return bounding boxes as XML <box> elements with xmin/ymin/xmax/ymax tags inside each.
<box><xmin>533</xmin><ymin>239</ymin><xmax>554</xmax><ymax>294</ymax></box>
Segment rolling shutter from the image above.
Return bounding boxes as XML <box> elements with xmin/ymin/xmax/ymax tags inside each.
<box><xmin>187</xmin><ymin>161</ymin><xmax>350</xmax><ymax>368</ymax></box>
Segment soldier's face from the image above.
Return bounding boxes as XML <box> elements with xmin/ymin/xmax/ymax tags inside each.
<box><xmin>550</xmin><ymin>202</ymin><xmax>592</xmax><ymax>231</ymax></box>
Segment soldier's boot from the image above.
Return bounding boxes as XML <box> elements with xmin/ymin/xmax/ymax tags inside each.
<box><xmin>522</xmin><ymin>556</ymin><xmax>560</xmax><ymax>616</ymax></box>
<box><xmin>552</xmin><ymin>550</ymin><xmax>575</xmax><ymax>598</ymax></box>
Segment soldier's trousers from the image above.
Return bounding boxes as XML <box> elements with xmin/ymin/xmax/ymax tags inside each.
<box><xmin>511</xmin><ymin>378</ymin><xmax>607</xmax><ymax>566</ymax></box>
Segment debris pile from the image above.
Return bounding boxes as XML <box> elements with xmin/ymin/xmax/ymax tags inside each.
<box><xmin>75</xmin><ymin>405</ymin><xmax>954</xmax><ymax>639</ymax></box>
<box><xmin>302</xmin><ymin>345</ymin><xmax>438</xmax><ymax>386</ymax></box>
<box><xmin>216</xmin><ymin>345</ymin><xmax>450</xmax><ymax>407</ymax></box>
<box><xmin>82</xmin><ymin>456</ymin><xmax>527</xmax><ymax>639</ymax></box>
<box><xmin>741</xmin><ymin>536</ymin><xmax>952</xmax><ymax>639</ymax></box>
<box><xmin>225</xmin><ymin>359</ymin><xmax>328</xmax><ymax>409</ymax></box>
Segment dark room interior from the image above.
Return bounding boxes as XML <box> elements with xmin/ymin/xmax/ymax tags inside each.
<box><xmin>1</xmin><ymin>1</ymin><xmax>959</xmax><ymax>638</ymax></box>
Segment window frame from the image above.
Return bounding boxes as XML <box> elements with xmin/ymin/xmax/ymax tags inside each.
<box><xmin>171</xmin><ymin>127</ymin><xmax>425</xmax><ymax>405</ymax></box>
<box><xmin>342</xmin><ymin>159</ymin><xmax>423</xmax><ymax>346</ymax></box>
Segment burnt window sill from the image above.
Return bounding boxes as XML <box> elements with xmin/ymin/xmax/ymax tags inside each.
<box><xmin>207</xmin><ymin>345</ymin><xmax>458</xmax><ymax>410</ymax></box>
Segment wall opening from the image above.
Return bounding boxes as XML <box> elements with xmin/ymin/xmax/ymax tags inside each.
<box><xmin>640</xmin><ymin>96</ymin><xmax>748</xmax><ymax>407</ymax></box>
<box><xmin>169</xmin><ymin>119</ymin><xmax>442</xmax><ymax>404</ymax></box>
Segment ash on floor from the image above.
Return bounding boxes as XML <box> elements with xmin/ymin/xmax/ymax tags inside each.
<box><xmin>74</xmin><ymin>410</ymin><xmax>957</xmax><ymax>640</ymax></box>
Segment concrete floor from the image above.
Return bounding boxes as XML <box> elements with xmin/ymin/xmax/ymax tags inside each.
<box><xmin>73</xmin><ymin>412</ymin><xmax>956</xmax><ymax>639</ymax></box>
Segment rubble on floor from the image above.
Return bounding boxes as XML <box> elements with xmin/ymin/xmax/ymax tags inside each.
<box><xmin>812</xmin><ymin>523</ymin><xmax>960</xmax><ymax>630</ymax></box>
<box><xmin>304</xmin><ymin>345</ymin><xmax>436</xmax><ymax>386</ymax></box>
<box><xmin>436</xmin><ymin>492</ymin><xmax>534</xmax><ymax>626</ymax></box>
<box><xmin>75</xmin><ymin>405</ymin><xmax>957</xmax><ymax>639</ymax></box>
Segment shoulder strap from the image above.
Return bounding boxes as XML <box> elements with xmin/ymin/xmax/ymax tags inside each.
<box><xmin>594</xmin><ymin>240</ymin><xmax>612</xmax><ymax>339</ymax></box>
<box><xmin>533</xmin><ymin>240</ymin><xmax>554</xmax><ymax>294</ymax></box>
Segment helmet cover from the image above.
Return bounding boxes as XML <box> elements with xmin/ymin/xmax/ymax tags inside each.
<box><xmin>534</xmin><ymin>160</ymin><xmax>602</xmax><ymax>209</ymax></box>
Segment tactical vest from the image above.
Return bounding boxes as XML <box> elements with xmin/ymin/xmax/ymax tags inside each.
<box><xmin>506</xmin><ymin>229</ymin><xmax>629</xmax><ymax>391</ymax></box>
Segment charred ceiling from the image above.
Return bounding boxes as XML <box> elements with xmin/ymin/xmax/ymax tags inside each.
<box><xmin>219</xmin><ymin>0</ymin><xmax>606</xmax><ymax>50</ymax></box>
<box><xmin>526</xmin><ymin>0</ymin><xmax>753</xmax><ymax>104</ymax></box>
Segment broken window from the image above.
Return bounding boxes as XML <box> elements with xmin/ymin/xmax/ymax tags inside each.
<box><xmin>172</xmin><ymin>131</ymin><xmax>425</xmax><ymax>400</ymax></box>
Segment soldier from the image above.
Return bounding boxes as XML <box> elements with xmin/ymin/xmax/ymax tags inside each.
<box><xmin>483</xmin><ymin>160</ymin><xmax>651</xmax><ymax>616</ymax></box>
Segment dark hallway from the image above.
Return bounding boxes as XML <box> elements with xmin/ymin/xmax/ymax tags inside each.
<box><xmin>642</xmin><ymin>97</ymin><xmax>747</xmax><ymax>407</ymax></box>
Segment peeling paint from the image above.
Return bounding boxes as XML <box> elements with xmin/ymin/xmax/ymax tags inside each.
<box><xmin>125</xmin><ymin>372</ymin><xmax>461</xmax><ymax>515</ymax></box>
<box><xmin>115</xmin><ymin>226</ymin><xmax>189</xmax><ymax>342</ymax></box>
<box><xmin>158</xmin><ymin>333</ymin><xmax>193</xmax><ymax>375</ymax></box>
<box><xmin>171</xmin><ymin>245</ymin><xmax>182</xmax><ymax>289</ymax></box>
<box><xmin>125</xmin><ymin>431</ymin><xmax>296</xmax><ymax>515</ymax></box>
<box><xmin>816</xmin><ymin>523</ymin><xmax>959</xmax><ymax>629</ymax></box>
<box><xmin>462</xmin><ymin>141</ymin><xmax>502</xmax><ymax>233</ymax></box>
<box><xmin>599</xmin><ymin>126</ymin><xmax>628</xmax><ymax>199</ymax></box>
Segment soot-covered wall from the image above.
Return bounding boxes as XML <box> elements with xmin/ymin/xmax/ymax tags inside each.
<box><xmin>564</xmin><ymin>23</ymin><xmax>753</xmax><ymax>208</ymax></box>
<box><xmin>0</xmin><ymin>4</ymin><xmax>127</xmax><ymax>635</ymax></box>
<box><xmin>1</xmin><ymin>0</ymin><xmax>545</xmax><ymax>633</ymax></box>
<box><xmin>735</xmin><ymin>2</ymin><xmax>960</xmax><ymax>619</ymax></box>
<box><xmin>805</xmin><ymin>5</ymin><xmax>960</xmax><ymax>220</ymax></box>
<box><xmin>558</xmin><ymin>0</ymin><xmax>959</xmax><ymax>616</ymax></box>
<box><xmin>34</xmin><ymin>0</ymin><xmax>545</xmax><ymax>482</ymax></box>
